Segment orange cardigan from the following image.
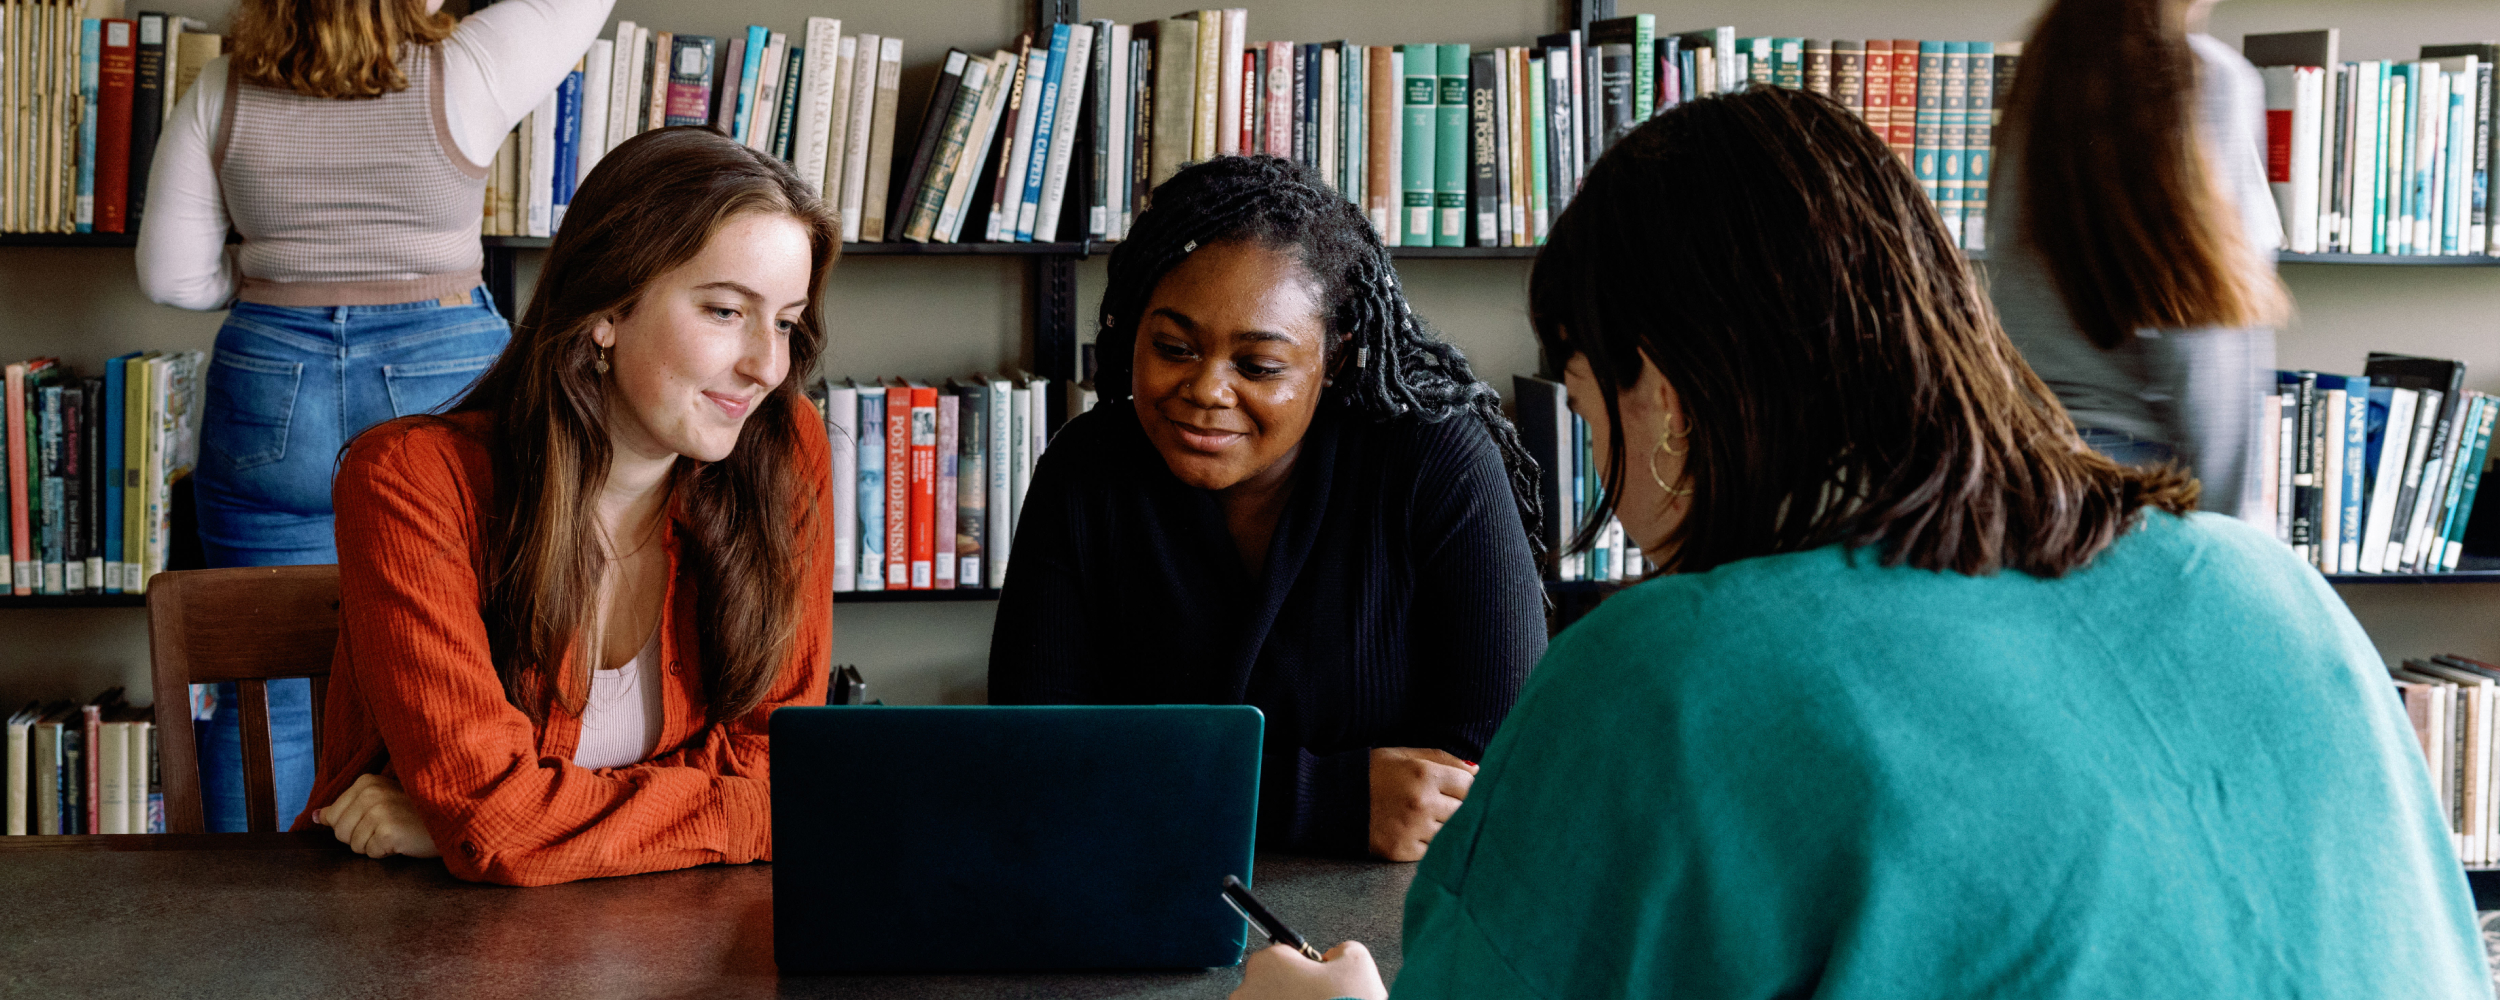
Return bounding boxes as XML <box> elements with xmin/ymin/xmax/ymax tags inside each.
<box><xmin>293</xmin><ymin>407</ymin><xmax>834</xmax><ymax>886</ymax></box>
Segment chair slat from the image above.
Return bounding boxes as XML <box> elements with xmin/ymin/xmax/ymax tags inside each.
<box><xmin>236</xmin><ymin>679</ymin><xmax>278</xmax><ymax>834</ymax></box>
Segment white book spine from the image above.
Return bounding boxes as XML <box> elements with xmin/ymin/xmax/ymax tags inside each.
<box><xmin>1032</xmin><ymin>25</ymin><xmax>1096</xmax><ymax>243</ymax></box>
<box><xmin>838</xmin><ymin>35</ymin><xmax>882</xmax><ymax>244</ymax></box>
<box><xmin>527</xmin><ymin>98</ymin><xmax>557</xmax><ymax>237</ymax></box>
<box><xmin>2360</xmin><ymin>388</ymin><xmax>2417</xmax><ymax>570</ymax></box>
<box><xmin>579</xmin><ymin>41</ymin><xmax>614</xmax><ymax>184</ymax></box>
<box><xmin>1320</xmin><ymin>47</ymin><xmax>1340</xmax><ymax>194</ymax></box>
<box><xmin>98</xmin><ymin>722</ymin><xmax>126</xmax><ymax>836</ymax></box>
<box><xmin>2449</xmin><ymin>68</ymin><xmax>2475</xmax><ymax>254</ymax></box>
<box><xmin>1216</xmin><ymin>8</ymin><xmax>1248</xmax><ymax>156</ymax></box>
<box><xmin>605</xmin><ymin>25</ymin><xmax>636</xmax><ymax>154</ymax></box>
<box><xmin>1007</xmin><ymin>384</ymin><xmax>1032</xmax><ymax>561</ymax></box>
<box><xmin>2290</xmin><ymin>67</ymin><xmax>2323</xmax><ymax>253</ymax></box>
<box><xmin>6</xmin><ymin>718</ymin><xmax>25</xmax><ymax>836</ymax></box>
<box><xmin>829</xmin><ymin>386</ymin><xmax>858</xmax><ymax>593</ymax></box>
<box><xmin>748</xmin><ymin>33</ymin><xmax>789</xmax><ymax>154</ymax></box>
<box><xmin>2354</xmin><ymin>63</ymin><xmax>2383</xmax><ymax>254</ymax></box>
<box><xmin>796</xmin><ymin>19</ymin><xmax>844</xmax><ymax>196</ymax></box>
<box><xmin>1105</xmin><ymin>26</ymin><xmax>1132</xmax><ymax>240</ymax></box>
<box><xmin>2261</xmin><ymin>66</ymin><xmax>2302</xmax><ymax>252</ymax></box>
<box><xmin>822</xmin><ymin>37</ymin><xmax>858</xmax><ymax>209</ymax></box>
<box><xmin>938</xmin><ymin>53</ymin><xmax>1017</xmax><ymax>243</ymax></box>
<box><xmin>2407</xmin><ymin>406</ymin><xmax>2472</xmax><ymax>570</ymax></box>
<box><xmin>995</xmin><ymin>47</ymin><xmax>1049</xmax><ymax>242</ymax></box>
<box><xmin>986</xmin><ymin>379</ymin><xmax>1014</xmax><ymax>587</ymax></box>
<box><xmin>627</xmin><ymin>28</ymin><xmax>653</xmax><ymax>140</ymax></box>
<box><xmin>132</xmin><ymin>721</ymin><xmax>153</xmax><ymax>834</ymax></box>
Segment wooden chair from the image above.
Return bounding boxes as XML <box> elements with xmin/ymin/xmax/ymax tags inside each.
<box><xmin>147</xmin><ymin>565</ymin><xmax>342</xmax><ymax>834</ymax></box>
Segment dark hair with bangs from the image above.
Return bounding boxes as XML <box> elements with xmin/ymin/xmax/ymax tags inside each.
<box><xmin>1530</xmin><ymin>86</ymin><xmax>2196</xmax><ymax>578</ymax></box>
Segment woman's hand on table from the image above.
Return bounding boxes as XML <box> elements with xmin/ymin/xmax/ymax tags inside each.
<box><xmin>1230</xmin><ymin>941</ymin><xmax>1389</xmax><ymax>1000</ymax></box>
<box><xmin>313</xmin><ymin>773</ymin><xmax>441</xmax><ymax>859</ymax></box>
<box><xmin>1368</xmin><ymin>747</ymin><xmax>1476</xmax><ymax>862</ymax></box>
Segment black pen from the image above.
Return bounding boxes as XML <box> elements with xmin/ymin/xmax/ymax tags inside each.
<box><xmin>1222</xmin><ymin>874</ymin><xmax>1326</xmax><ymax>962</ymax></box>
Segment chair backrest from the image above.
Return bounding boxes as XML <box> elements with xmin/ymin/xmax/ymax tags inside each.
<box><xmin>146</xmin><ymin>565</ymin><xmax>342</xmax><ymax>834</ymax></box>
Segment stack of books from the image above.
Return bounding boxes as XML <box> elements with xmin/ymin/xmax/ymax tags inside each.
<box><xmin>1512</xmin><ymin>375</ymin><xmax>1643</xmax><ymax>584</ymax></box>
<box><xmin>2246</xmin><ymin>30</ymin><xmax>2500</xmax><ymax>257</ymax></box>
<box><xmin>1</xmin><ymin>352</ymin><xmax>202</xmax><ymax>597</ymax></box>
<box><xmin>2393</xmin><ymin>656</ymin><xmax>2500</xmax><ymax>865</ymax></box>
<box><xmin>2263</xmin><ymin>353</ymin><xmax>2493</xmax><ymax>576</ymax></box>
<box><xmin>1</xmin><ymin>6</ymin><xmax>220</xmax><ymax>235</ymax></box>
<box><xmin>5</xmin><ymin>689</ymin><xmax>163</xmax><ymax>835</ymax></box>
<box><xmin>809</xmin><ymin>375</ymin><xmax>1058</xmax><ymax>594</ymax></box>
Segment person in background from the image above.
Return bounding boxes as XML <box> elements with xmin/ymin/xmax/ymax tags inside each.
<box><xmin>1232</xmin><ymin>86</ymin><xmax>2484</xmax><ymax>1000</ymax></box>
<box><xmin>1987</xmin><ymin>0</ymin><xmax>2289</xmax><ymax>518</ymax></box>
<box><xmin>297</xmin><ymin>128</ymin><xmax>836</xmax><ymax>886</ymax></box>
<box><xmin>133</xmin><ymin>0</ymin><xmax>612</xmax><ymax>834</ymax></box>
<box><xmin>990</xmin><ymin>155</ymin><xmax>1547</xmax><ymax>862</ymax></box>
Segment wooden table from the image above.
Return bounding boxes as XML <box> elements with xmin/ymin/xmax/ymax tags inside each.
<box><xmin>0</xmin><ymin>832</ymin><xmax>1415</xmax><ymax>999</ymax></box>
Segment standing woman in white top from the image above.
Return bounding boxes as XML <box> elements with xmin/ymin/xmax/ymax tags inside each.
<box><xmin>135</xmin><ymin>0</ymin><xmax>610</xmax><ymax>833</ymax></box>
<box><xmin>1986</xmin><ymin>0</ymin><xmax>2291</xmax><ymax>520</ymax></box>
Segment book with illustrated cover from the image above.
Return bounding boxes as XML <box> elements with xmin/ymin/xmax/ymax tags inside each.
<box><xmin>952</xmin><ymin>380</ymin><xmax>986</xmax><ymax>589</ymax></box>
<box><xmin>934</xmin><ymin>393</ymin><xmax>958</xmax><ymax>588</ymax></box>
<box><xmin>854</xmin><ymin>384</ymin><xmax>885</xmax><ymax>591</ymax></box>
<box><xmin>663</xmin><ymin>34</ymin><xmax>716</xmax><ymax>127</ymax></box>
<box><xmin>828</xmin><ymin>381</ymin><xmax>857</xmax><ymax>593</ymax></box>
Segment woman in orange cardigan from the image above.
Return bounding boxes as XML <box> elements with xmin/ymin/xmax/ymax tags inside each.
<box><xmin>291</xmin><ymin>127</ymin><xmax>839</xmax><ymax>886</ymax></box>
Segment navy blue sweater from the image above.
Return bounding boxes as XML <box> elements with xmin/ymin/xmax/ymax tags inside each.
<box><xmin>988</xmin><ymin>401</ymin><xmax>1545</xmax><ymax>856</ymax></box>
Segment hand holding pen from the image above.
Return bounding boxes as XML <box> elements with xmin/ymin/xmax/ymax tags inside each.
<box><xmin>1222</xmin><ymin>875</ymin><xmax>1388</xmax><ymax>1000</ymax></box>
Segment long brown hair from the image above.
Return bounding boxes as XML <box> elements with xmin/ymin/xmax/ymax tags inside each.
<box><xmin>455</xmin><ymin>127</ymin><xmax>840</xmax><ymax>728</ymax></box>
<box><xmin>1530</xmin><ymin>87</ymin><xmax>2197</xmax><ymax>579</ymax></box>
<box><xmin>2009</xmin><ymin>0</ymin><xmax>2290</xmax><ymax>348</ymax></box>
<box><xmin>230</xmin><ymin>0</ymin><xmax>456</xmax><ymax>99</ymax></box>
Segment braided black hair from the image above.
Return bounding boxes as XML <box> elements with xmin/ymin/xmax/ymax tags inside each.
<box><xmin>1096</xmin><ymin>154</ymin><xmax>1543</xmax><ymax>555</ymax></box>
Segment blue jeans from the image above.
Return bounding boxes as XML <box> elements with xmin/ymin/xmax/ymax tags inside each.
<box><xmin>192</xmin><ymin>287</ymin><xmax>508</xmax><ymax>832</ymax></box>
<box><xmin>2078</xmin><ymin>427</ymin><xmax>2179</xmax><ymax>469</ymax></box>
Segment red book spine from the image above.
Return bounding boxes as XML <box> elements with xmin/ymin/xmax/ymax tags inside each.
<box><xmin>7</xmin><ymin>366</ymin><xmax>29</xmax><ymax>596</ymax></box>
<box><xmin>907</xmin><ymin>387</ymin><xmax>937</xmax><ymax>590</ymax></box>
<box><xmin>1887</xmin><ymin>39</ymin><xmax>1920</xmax><ymax>166</ymax></box>
<box><xmin>82</xmin><ymin>703</ymin><xmax>103</xmax><ymax>834</ymax></box>
<box><xmin>934</xmin><ymin>394</ymin><xmax>958</xmax><ymax>588</ymax></box>
<box><xmin>96</xmin><ymin>20</ymin><xmax>137</xmax><ymax>235</ymax></box>
<box><xmin>884</xmin><ymin>383</ymin><xmax>910</xmax><ymax>589</ymax></box>
<box><xmin>1240</xmin><ymin>51</ymin><xmax>1258</xmax><ymax>155</ymax></box>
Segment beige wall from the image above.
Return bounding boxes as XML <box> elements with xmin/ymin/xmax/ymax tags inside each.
<box><xmin>2</xmin><ymin>0</ymin><xmax>2494</xmax><ymax>710</ymax></box>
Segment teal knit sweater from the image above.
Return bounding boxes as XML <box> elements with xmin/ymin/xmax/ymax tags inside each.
<box><xmin>1392</xmin><ymin>512</ymin><xmax>2488</xmax><ymax>999</ymax></box>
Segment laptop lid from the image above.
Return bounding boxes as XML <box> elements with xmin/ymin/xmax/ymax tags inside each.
<box><xmin>770</xmin><ymin>705</ymin><xmax>1263</xmax><ymax>972</ymax></box>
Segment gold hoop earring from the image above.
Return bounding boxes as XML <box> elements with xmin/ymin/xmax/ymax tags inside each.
<box><xmin>1658</xmin><ymin>412</ymin><xmax>1689</xmax><ymax>456</ymax></box>
<box><xmin>1650</xmin><ymin>429</ymin><xmax>1693</xmax><ymax>498</ymax></box>
<box><xmin>594</xmin><ymin>345</ymin><xmax>610</xmax><ymax>375</ymax></box>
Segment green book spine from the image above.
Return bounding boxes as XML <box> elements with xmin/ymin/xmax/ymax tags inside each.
<box><xmin>1775</xmin><ymin>38</ymin><xmax>1803</xmax><ymax>89</ymax></box>
<box><xmin>1402</xmin><ymin>44</ymin><xmax>1438</xmax><ymax>245</ymax></box>
<box><xmin>1529</xmin><ymin>63</ymin><xmax>1549</xmax><ymax>241</ymax></box>
<box><xmin>1749</xmin><ymin>37</ymin><xmax>1775</xmax><ymax>86</ymax></box>
<box><xmin>1963</xmin><ymin>43</ymin><xmax>1995</xmax><ymax>250</ymax></box>
<box><xmin>2442</xmin><ymin>396</ymin><xmax>2497</xmax><ymax>568</ymax></box>
<box><xmin>1630</xmin><ymin>16</ymin><xmax>1655</xmax><ymax>120</ymax></box>
<box><xmin>1938</xmin><ymin>42</ymin><xmax>1970</xmax><ymax>241</ymax></box>
<box><xmin>903</xmin><ymin>58</ymin><xmax>989</xmax><ymax>243</ymax></box>
<box><xmin>1434</xmin><ymin>44</ymin><xmax>1471</xmax><ymax>247</ymax></box>
<box><xmin>1914</xmin><ymin>41</ymin><xmax>1945</xmax><ymax>206</ymax></box>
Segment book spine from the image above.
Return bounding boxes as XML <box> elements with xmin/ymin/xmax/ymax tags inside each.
<box><xmin>1191</xmin><ymin>10</ymin><xmax>1221</xmax><ymax>161</ymax></box>
<box><xmin>61</xmin><ymin>386</ymin><xmax>81</xmax><ymax>594</ymax></box>
<box><xmin>828</xmin><ymin>387</ymin><xmax>856</xmax><ymax>593</ymax></box>
<box><xmin>1890</xmin><ymin>40</ymin><xmax>1921</xmax><ymax>168</ymax></box>
<box><xmin>1863</xmin><ymin>41</ymin><xmax>1892</xmax><ymax>153</ymax></box>
<box><xmin>935</xmin><ymin>394</ymin><xmax>958</xmax><ymax>588</ymax></box>
<box><xmin>2318</xmin><ymin>382</ymin><xmax>2346</xmax><ymax>572</ymax></box>
<box><xmin>884</xmin><ymin>386</ymin><xmax>910</xmax><ymax>589</ymax></box>
<box><xmin>1937</xmin><ymin>42</ymin><xmax>1968</xmax><ymax>241</ymax></box>
<box><xmin>896</xmin><ymin>50</ymin><xmax>968</xmax><ymax>242</ymax></box>
<box><xmin>991</xmin><ymin>43</ymin><xmax>1041</xmax><ymax>243</ymax></box>
<box><xmin>1469</xmin><ymin>52</ymin><xmax>1497</xmax><ymax>247</ymax></box>
<box><xmin>122</xmin><ymin>360</ymin><xmax>148</xmax><ymax>592</ymax></box>
<box><xmin>2342</xmin><ymin>385</ymin><xmax>2368</xmax><ymax>570</ymax></box>
<box><xmin>1267</xmin><ymin>41</ymin><xmax>1293</xmax><ymax>159</ymax></box>
<box><xmin>771</xmin><ymin>43</ymin><xmax>805</xmax><ymax>162</ymax></box>
<box><xmin>860</xmin><ymin>38</ymin><xmax>904</xmax><ymax>242</ymax></box>
<box><xmin>1007</xmin><ymin>382</ymin><xmax>1032</xmax><ymax>549</ymax></box>
<box><xmin>95</xmin><ymin>21</ymin><xmax>134</xmax><ymax>234</ymax></box>
<box><xmin>1963</xmin><ymin>44</ymin><xmax>1994</xmax><ymax>250</ymax></box>
<box><xmin>80</xmin><ymin>704</ymin><xmax>100</xmax><ymax>835</ymax></box>
<box><xmin>1017</xmin><ymin>26</ymin><xmax>1071</xmax><ymax>242</ymax></box>
<box><xmin>710</xmin><ymin>34</ymin><xmax>746</xmax><ymax>133</ymax></box>
<box><xmin>855</xmin><ymin>390</ymin><xmax>884</xmax><ymax>590</ymax></box>
<box><xmin>2384</xmin><ymin>387</ymin><xmax>2443</xmax><ymax>570</ymax></box>
<box><xmin>1366</xmin><ymin>48</ymin><xmax>1397</xmax><ymax>238</ymax></box>
<box><xmin>2443</xmin><ymin>398</ymin><xmax>2497</xmax><ymax>568</ymax></box>
<box><xmin>908</xmin><ymin>389</ymin><xmax>936</xmax><ymax>590</ymax></box>
<box><xmin>663</xmin><ymin>36</ymin><xmax>715</xmax><ymax>127</ymax></box>
<box><xmin>986</xmin><ymin>379</ymin><xmax>1012</xmax><ymax>588</ymax></box>
<box><xmin>940</xmin><ymin>52</ymin><xmax>1015</xmax><ymax>243</ymax></box>
<box><xmin>552</xmin><ymin>68</ymin><xmax>582</xmax><ymax>226</ymax></box>
<box><xmin>76</xmin><ymin>19</ymin><xmax>98</xmax><ymax>232</ymax></box>
<box><xmin>1034</xmin><ymin>25</ymin><xmax>1096</xmax><ymax>244</ymax></box>
<box><xmin>956</xmin><ymin>388</ymin><xmax>985</xmax><ymax>588</ymax></box>
<box><xmin>2290</xmin><ymin>372</ymin><xmax>2319</xmax><ymax>561</ymax></box>
<box><xmin>904</xmin><ymin>55</ymin><xmax>983</xmax><ymax>243</ymax></box>
<box><xmin>128</xmin><ymin>13</ymin><xmax>166</xmax><ymax>228</ymax></box>
<box><xmin>795</xmin><ymin>18</ymin><xmax>842</xmax><ymax>194</ymax></box>
<box><xmin>1434</xmin><ymin>44</ymin><xmax>1470</xmax><ymax>247</ymax></box>
<box><xmin>2430</xmin><ymin>396</ymin><xmax>2488</xmax><ymax>569</ymax></box>
<box><xmin>1401</xmin><ymin>44</ymin><xmax>1437</xmax><ymax>246</ymax></box>
<box><xmin>5</xmin><ymin>719</ymin><xmax>23</xmax><ymax>836</ymax></box>
<box><xmin>1529</xmin><ymin>56</ymin><xmax>1549</xmax><ymax>241</ymax></box>
<box><xmin>580</xmin><ymin>40</ymin><xmax>613</xmax><ymax>176</ymax></box>
<box><xmin>40</xmin><ymin>386</ymin><xmax>62</xmax><ymax>595</ymax></box>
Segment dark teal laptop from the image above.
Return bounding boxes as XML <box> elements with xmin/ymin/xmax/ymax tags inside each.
<box><xmin>770</xmin><ymin>705</ymin><xmax>1264</xmax><ymax>972</ymax></box>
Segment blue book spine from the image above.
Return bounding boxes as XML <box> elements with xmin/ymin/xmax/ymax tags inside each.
<box><xmin>1016</xmin><ymin>23</ymin><xmax>1073</xmax><ymax>242</ymax></box>
<box><xmin>77</xmin><ymin>20</ymin><xmax>100</xmax><ymax>233</ymax></box>
<box><xmin>2341</xmin><ymin>379</ymin><xmax>2367</xmax><ymax>566</ymax></box>
<box><xmin>101</xmin><ymin>357</ymin><xmax>125</xmax><ymax>593</ymax></box>
<box><xmin>734</xmin><ymin>25</ymin><xmax>769</xmax><ymax>142</ymax></box>
<box><xmin>856</xmin><ymin>390</ymin><xmax>886</xmax><ymax>590</ymax></box>
<box><xmin>553</xmin><ymin>70</ymin><xmax>582</xmax><ymax>218</ymax></box>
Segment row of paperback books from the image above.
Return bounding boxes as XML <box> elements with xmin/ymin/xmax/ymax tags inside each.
<box><xmin>0</xmin><ymin>353</ymin><xmax>202</xmax><ymax>596</ymax></box>
<box><xmin>810</xmin><ymin>374</ymin><xmax>1056</xmax><ymax>593</ymax></box>
<box><xmin>0</xmin><ymin>2</ymin><xmax>219</xmax><ymax>234</ymax></box>
<box><xmin>5</xmin><ymin>688</ymin><xmax>162</xmax><ymax>835</ymax></box>
<box><xmin>2248</xmin><ymin>30</ymin><xmax>2500</xmax><ymax>256</ymax></box>
<box><xmin>2394</xmin><ymin>656</ymin><xmax>2500</xmax><ymax>865</ymax></box>
<box><xmin>2262</xmin><ymin>353</ymin><xmax>2491</xmax><ymax>576</ymax></box>
<box><xmin>1513</xmin><ymin>375</ymin><xmax>1643</xmax><ymax>583</ymax></box>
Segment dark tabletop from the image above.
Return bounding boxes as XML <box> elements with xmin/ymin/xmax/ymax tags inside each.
<box><xmin>0</xmin><ymin>833</ymin><xmax>1415</xmax><ymax>999</ymax></box>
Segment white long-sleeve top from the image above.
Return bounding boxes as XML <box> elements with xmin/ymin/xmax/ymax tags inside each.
<box><xmin>136</xmin><ymin>0</ymin><xmax>613</xmax><ymax>311</ymax></box>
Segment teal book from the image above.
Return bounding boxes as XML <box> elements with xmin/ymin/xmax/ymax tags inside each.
<box><xmin>1434</xmin><ymin>44</ymin><xmax>1470</xmax><ymax>247</ymax></box>
<box><xmin>2373</xmin><ymin>64</ymin><xmax>2396</xmax><ymax>253</ymax></box>
<box><xmin>1402</xmin><ymin>44</ymin><xmax>1438</xmax><ymax>245</ymax></box>
<box><xmin>1913</xmin><ymin>41</ymin><xmax>1945</xmax><ymax>207</ymax></box>
<box><xmin>1774</xmin><ymin>38</ymin><xmax>1803</xmax><ymax>89</ymax></box>
<box><xmin>856</xmin><ymin>385</ymin><xmax>887</xmax><ymax>590</ymax></box>
<box><xmin>2440</xmin><ymin>396</ymin><xmax>2496</xmax><ymax>569</ymax></box>
<box><xmin>1748</xmin><ymin>37</ymin><xmax>1774</xmax><ymax>86</ymax></box>
<box><xmin>733</xmin><ymin>25</ymin><xmax>769</xmax><ymax>142</ymax></box>
<box><xmin>1963</xmin><ymin>43</ymin><xmax>1995</xmax><ymax>251</ymax></box>
<box><xmin>1529</xmin><ymin>63</ymin><xmax>1549</xmax><ymax>241</ymax></box>
<box><xmin>77</xmin><ymin>20</ymin><xmax>99</xmax><ymax>233</ymax></box>
<box><xmin>1938</xmin><ymin>42</ymin><xmax>1970</xmax><ymax>243</ymax></box>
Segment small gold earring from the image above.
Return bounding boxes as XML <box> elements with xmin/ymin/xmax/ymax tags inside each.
<box><xmin>594</xmin><ymin>345</ymin><xmax>610</xmax><ymax>375</ymax></box>
<box><xmin>1650</xmin><ymin>428</ymin><xmax>1693</xmax><ymax>498</ymax></box>
<box><xmin>1658</xmin><ymin>412</ymin><xmax>1689</xmax><ymax>456</ymax></box>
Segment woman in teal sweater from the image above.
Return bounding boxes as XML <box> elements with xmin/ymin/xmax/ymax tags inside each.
<box><xmin>1232</xmin><ymin>86</ymin><xmax>2487</xmax><ymax>1000</ymax></box>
